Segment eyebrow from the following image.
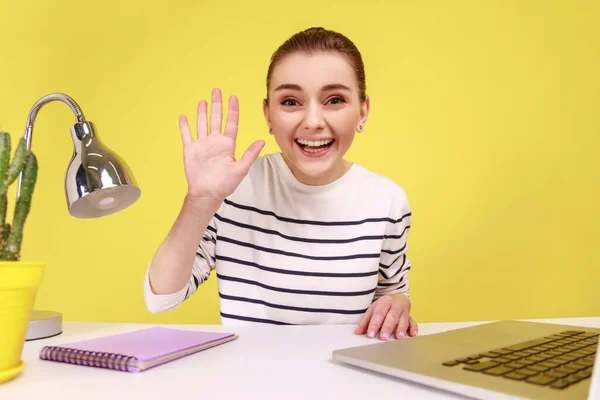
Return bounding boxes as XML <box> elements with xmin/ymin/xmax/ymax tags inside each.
<box><xmin>274</xmin><ymin>83</ymin><xmax>352</xmax><ymax>92</ymax></box>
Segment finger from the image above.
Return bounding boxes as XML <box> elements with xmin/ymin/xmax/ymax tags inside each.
<box><xmin>236</xmin><ymin>140</ymin><xmax>265</xmax><ymax>175</ymax></box>
<box><xmin>355</xmin><ymin>305</ymin><xmax>374</xmax><ymax>335</ymax></box>
<box><xmin>210</xmin><ymin>88</ymin><xmax>223</xmax><ymax>135</ymax></box>
<box><xmin>223</xmin><ymin>95</ymin><xmax>239</xmax><ymax>140</ymax></box>
<box><xmin>367</xmin><ymin>300</ymin><xmax>392</xmax><ymax>339</ymax></box>
<box><xmin>179</xmin><ymin>115</ymin><xmax>192</xmax><ymax>145</ymax></box>
<box><xmin>408</xmin><ymin>317</ymin><xmax>418</xmax><ymax>337</ymax></box>
<box><xmin>196</xmin><ymin>100</ymin><xmax>208</xmax><ymax>138</ymax></box>
<box><xmin>380</xmin><ymin>303</ymin><xmax>403</xmax><ymax>341</ymax></box>
<box><xmin>395</xmin><ymin>310</ymin><xmax>409</xmax><ymax>339</ymax></box>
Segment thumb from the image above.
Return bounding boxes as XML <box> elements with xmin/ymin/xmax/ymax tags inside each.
<box><xmin>237</xmin><ymin>140</ymin><xmax>266</xmax><ymax>175</ymax></box>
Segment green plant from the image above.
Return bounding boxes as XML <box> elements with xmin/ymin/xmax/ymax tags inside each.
<box><xmin>0</xmin><ymin>131</ymin><xmax>37</xmax><ymax>261</ymax></box>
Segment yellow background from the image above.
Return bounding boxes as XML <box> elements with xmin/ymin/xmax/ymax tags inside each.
<box><xmin>0</xmin><ymin>0</ymin><xmax>598</xmax><ymax>325</ymax></box>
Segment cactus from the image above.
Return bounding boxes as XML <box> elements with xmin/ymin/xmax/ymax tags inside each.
<box><xmin>0</xmin><ymin>131</ymin><xmax>37</xmax><ymax>261</ymax></box>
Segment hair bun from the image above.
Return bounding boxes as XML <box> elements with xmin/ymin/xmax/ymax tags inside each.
<box><xmin>303</xmin><ymin>27</ymin><xmax>326</xmax><ymax>33</ymax></box>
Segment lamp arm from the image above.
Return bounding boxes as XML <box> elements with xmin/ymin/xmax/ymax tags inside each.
<box><xmin>17</xmin><ymin>93</ymin><xmax>86</xmax><ymax>199</ymax></box>
<box><xmin>24</xmin><ymin>93</ymin><xmax>86</xmax><ymax>152</ymax></box>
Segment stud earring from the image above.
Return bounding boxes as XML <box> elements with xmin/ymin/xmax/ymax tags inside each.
<box><xmin>269</xmin><ymin>128</ymin><xmax>273</xmax><ymax>134</ymax></box>
<box><xmin>358</xmin><ymin>125</ymin><xmax>364</xmax><ymax>132</ymax></box>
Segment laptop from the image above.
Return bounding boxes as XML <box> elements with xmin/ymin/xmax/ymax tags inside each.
<box><xmin>332</xmin><ymin>320</ymin><xmax>599</xmax><ymax>399</ymax></box>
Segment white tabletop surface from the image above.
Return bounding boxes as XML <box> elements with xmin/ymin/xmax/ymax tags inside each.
<box><xmin>2</xmin><ymin>317</ymin><xmax>599</xmax><ymax>400</ymax></box>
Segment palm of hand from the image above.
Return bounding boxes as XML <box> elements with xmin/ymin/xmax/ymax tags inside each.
<box><xmin>179</xmin><ymin>88</ymin><xmax>265</xmax><ymax>202</ymax></box>
<box><xmin>183</xmin><ymin>134</ymin><xmax>240</xmax><ymax>200</ymax></box>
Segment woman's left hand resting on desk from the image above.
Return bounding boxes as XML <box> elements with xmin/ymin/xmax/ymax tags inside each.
<box><xmin>355</xmin><ymin>294</ymin><xmax>418</xmax><ymax>340</ymax></box>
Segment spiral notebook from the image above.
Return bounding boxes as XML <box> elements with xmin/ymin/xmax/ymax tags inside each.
<box><xmin>39</xmin><ymin>326</ymin><xmax>238</xmax><ymax>373</ymax></box>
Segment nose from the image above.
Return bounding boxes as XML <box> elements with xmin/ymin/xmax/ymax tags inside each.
<box><xmin>303</xmin><ymin>103</ymin><xmax>325</xmax><ymax>131</ymax></box>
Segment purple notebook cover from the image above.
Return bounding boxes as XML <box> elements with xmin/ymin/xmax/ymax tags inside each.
<box><xmin>39</xmin><ymin>327</ymin><xmax>235</xmax><ymax>372</ymax></box>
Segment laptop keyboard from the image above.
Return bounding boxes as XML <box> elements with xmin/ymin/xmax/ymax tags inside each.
<box><xmin>442</xmin><ymin>330</ymin><xmax>598</xmax><ymax>390</ymax></box>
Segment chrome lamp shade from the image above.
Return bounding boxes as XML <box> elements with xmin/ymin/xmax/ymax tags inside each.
<box><xmin>66</xmin><ymin>121</ymin><xmax>140</xmax><ymax>218</ymax></box>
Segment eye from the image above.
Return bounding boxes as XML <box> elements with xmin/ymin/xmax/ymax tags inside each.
<box><xmin>328</xmin><ymin>96</ymin><xmax>346</xmax><ymax>105</ymax></box>
<box><xmin>281</xmin><ymin>98</ymin><xmax>299</xmax><ymax>106</ymax></box>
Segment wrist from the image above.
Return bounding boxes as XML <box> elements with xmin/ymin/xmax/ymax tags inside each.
<box><xmin>390</xmin><ymin>293</ymin><xmax>411</xmax><ymax>311</ymax></box>
<box><xmin>182</xmin><ymin>195</ymin><xmax>222</xmax><ymax>218</ymax></box>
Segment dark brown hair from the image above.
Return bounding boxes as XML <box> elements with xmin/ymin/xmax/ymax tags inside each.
<box><xmin>265</xmin><ymin>27</ymin><xmax>367</xmax><ymax>103</ymax></box>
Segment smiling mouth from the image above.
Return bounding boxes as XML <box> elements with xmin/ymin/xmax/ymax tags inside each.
<box><xmin>295</xmin><ymin>138</ymin><xmax>335</xmax><ymax>153</ymax></box>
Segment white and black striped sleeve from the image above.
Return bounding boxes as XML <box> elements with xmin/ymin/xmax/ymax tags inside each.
<box><xmin>144</xmin><ymin>212</ymin><xmax>219</xmax><ymax>313</ymax></box>
<box><xmin>181</xmin><ymin>213</ymin><xmax>219</xmax><ymax>301</ymax></box>
<box><xmin>375</xmin><ymin>192</ymin><xmax>412</xmax><ymax>300</ymax></box>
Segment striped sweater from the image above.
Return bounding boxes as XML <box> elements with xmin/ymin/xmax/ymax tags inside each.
<box><xmin>144</xmin><ymin>152</ymin><xmax>413</xmax><ymax>325</ymax></box>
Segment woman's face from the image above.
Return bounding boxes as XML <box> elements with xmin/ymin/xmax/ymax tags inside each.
<box><xmin>264</xmin><ymin>51</ymin><xmax>369</xmax><ymax>185</ymax></box>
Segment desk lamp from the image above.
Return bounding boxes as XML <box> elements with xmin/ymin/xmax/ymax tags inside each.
<box><xmin>18</xmin><ymin>93</ymin><xmax>141</xmax><ymax>340</ymax></box>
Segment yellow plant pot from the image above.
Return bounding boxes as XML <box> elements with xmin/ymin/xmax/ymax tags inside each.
<box><xmin>0</xmin><ymin>261</ymin><xmax>45</xmax><ymax>384</ymax></box>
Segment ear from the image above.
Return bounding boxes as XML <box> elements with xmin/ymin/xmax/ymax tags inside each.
<box><xmin>263</xmin><ymin>98</ymin><xmax>271</xmax><ymax>128</ymax></box>
<box><xmin>360</xmin><ymin>96</ymin><xmax>370</xmax><ymax>127</ymax></box>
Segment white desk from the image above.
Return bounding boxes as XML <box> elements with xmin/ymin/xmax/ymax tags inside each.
<box><xmin>2</xmin><ymin>317</ymin><xmax>599</xmax><ymax>399</ymax></box>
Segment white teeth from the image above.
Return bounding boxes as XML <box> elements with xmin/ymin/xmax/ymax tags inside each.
<box><xmin>296</xmin><ymin>138</ymin><xmax>334</xmax><ymax>147</ymax></box>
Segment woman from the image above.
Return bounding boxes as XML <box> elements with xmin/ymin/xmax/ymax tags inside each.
<box><xmin>144</xmin><ymin>27</ymin><xmax>417</xmax><ymax>341</ymax></box>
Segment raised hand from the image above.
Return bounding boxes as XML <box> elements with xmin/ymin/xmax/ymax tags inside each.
<box><xmin>179</xmin><ymin>88</ymin><xmax>265</xmax><ymax>202</ymax></box>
